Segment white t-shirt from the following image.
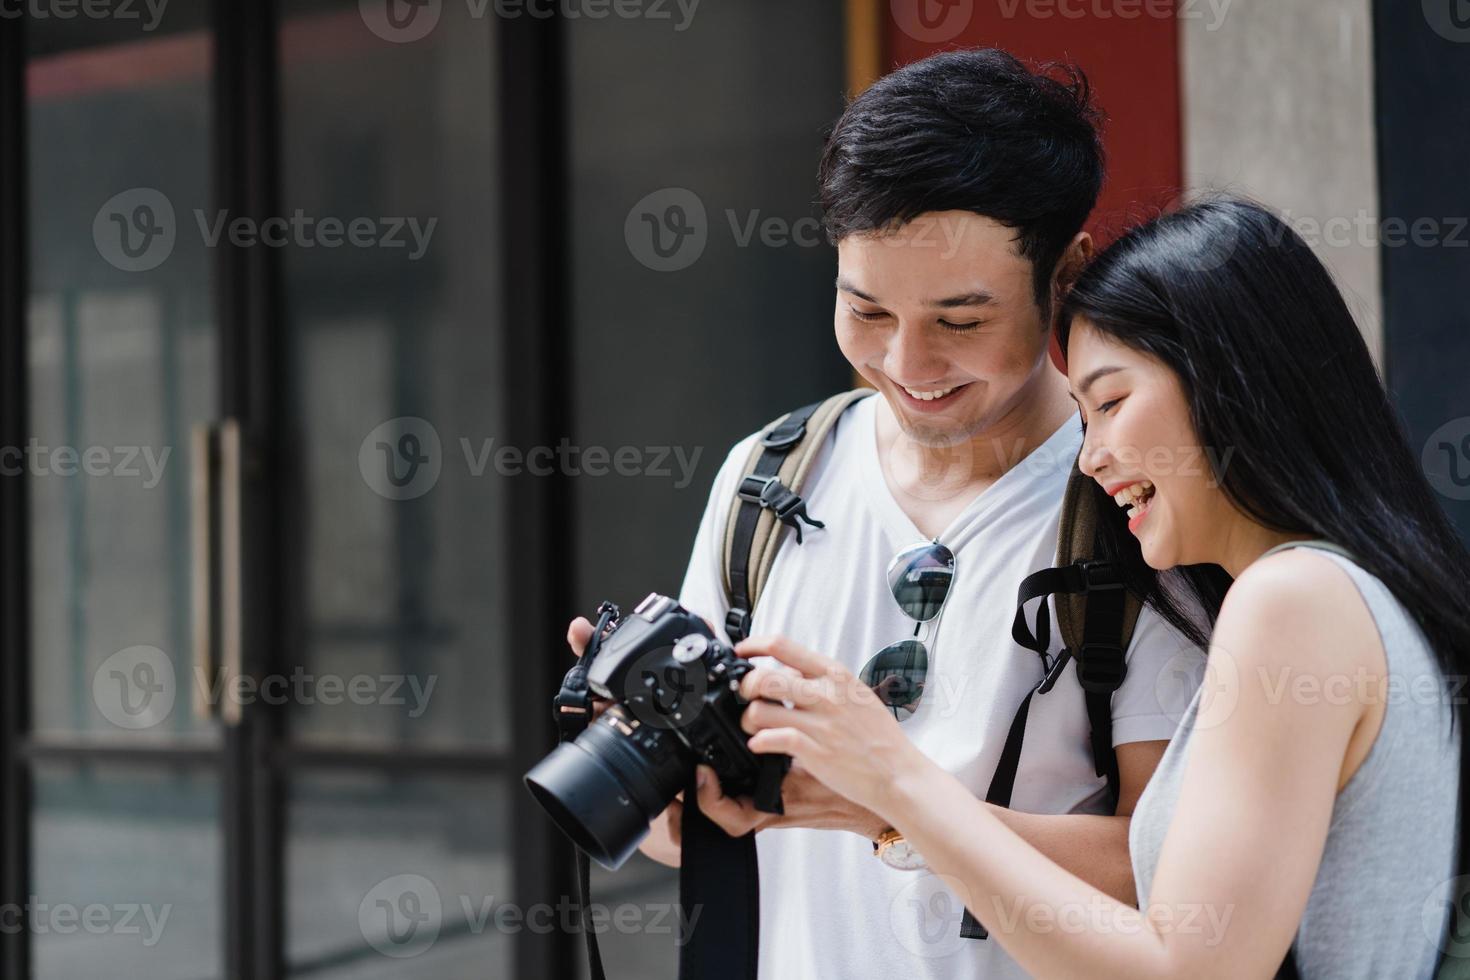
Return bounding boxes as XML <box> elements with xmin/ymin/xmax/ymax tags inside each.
<box><xmin>678</xmin><ymin>393</ymin><xmax>1203</xmax><ymax>980</ymax></box>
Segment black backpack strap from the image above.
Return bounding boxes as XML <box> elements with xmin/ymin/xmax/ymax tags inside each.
<box><xmin>1078</xmin><ymin>578</ymin><xmax>1127</xmax><ymax>807</ymax></box>
<box><xmin>958</xmin><ymin>559</ymin><xmax>1128</xmax><ymax>941</ymax></box>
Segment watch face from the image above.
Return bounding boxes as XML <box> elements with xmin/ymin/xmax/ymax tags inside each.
<box><xmin>880</xmin><ymin>839</ymin><xmax>926</xmax><ymax>871</ymax></box>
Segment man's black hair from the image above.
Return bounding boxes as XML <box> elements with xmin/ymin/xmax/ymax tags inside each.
<box><xmin>817</xmin><ymin>48</ymin><xmax>1106</xmax><ymax>311</ymax></box>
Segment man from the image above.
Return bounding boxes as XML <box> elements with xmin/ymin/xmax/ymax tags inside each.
<box><xmin>569</xmin><ymin>48</ymin><xmax>1202</xmax><ymax>978</ymax></box>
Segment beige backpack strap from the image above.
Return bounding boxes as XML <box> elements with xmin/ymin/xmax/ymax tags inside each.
<box><xmin>719</xmin><ymin>389</ymin><xmax>874</xmax><ymax>640</ymax></box>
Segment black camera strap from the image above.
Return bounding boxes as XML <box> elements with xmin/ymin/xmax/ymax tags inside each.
<box><xmin>667</xmin><ymin>398</ymin><xmax>860</xmax><ymax>980</ymax></box>
<box><xmin>679</xmin><ymin>771</ymin><xmax>762</xmax><ymax>980</ymax></box>
<box><xmin>554</xmin><ymin>602</ymin><xmax>620</xmax><ymax>980</ymax></box>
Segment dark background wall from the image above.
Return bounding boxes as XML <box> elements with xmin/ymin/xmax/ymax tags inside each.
<box><xmin>568</xmin><ymin>1</ymin><xmax>853</xmax><ymax>612</ymax></box>
<box><xmin>1375</xmin><ymin>0</ymin><xmax>1470</xmax><ymax>546</ymax></box>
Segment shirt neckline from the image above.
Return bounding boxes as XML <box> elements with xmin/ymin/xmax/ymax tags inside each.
<box><xmin>854</xmin><ymin>394</ymin><xmax>1083</xmax><ymax>549</ymax></box>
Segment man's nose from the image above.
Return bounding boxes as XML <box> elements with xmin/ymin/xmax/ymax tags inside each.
<box><xmin>883</xmin><ymin>320</ymin><xmax>948</xmax><ymax>384</ymax></box>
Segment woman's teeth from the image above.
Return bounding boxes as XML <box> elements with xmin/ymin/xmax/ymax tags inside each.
<box><xmin>902</xmin><ymin>385</ymin><xmax>960</xmax><ymax>402</ymax></box>
<box><xmin>1113</xmin><ymin>481</ymin><xmax>1155</xmax><ymax>519</ymax></box>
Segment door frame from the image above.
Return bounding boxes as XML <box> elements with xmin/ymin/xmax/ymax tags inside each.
<box><xmin>0</xmin><ymin>4</ymin><xmax>575</xmax><ymax>977</ymax></box>
<box><xmin>0</xmin><ymin>9</ymin><xmax>33</xmax><ymax>979</ymax></box>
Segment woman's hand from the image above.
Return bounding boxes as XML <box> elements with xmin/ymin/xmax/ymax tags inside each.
<box><xmin>733</xmin><ymin>633</ymin><xmax>934</xmax><ymax>819</ymax></box>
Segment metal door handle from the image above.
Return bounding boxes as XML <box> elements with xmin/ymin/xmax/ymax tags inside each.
<box><xmin>190</xmin><ymin>419</ymin><xmax>245</xmax><ymax>725</ymax></box>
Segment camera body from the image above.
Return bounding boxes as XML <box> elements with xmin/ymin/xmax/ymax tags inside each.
<box><xmin>585</xmin><ymin>593</ymin><xmax>765</xmax><ymax>791</ymax></box>
<box><xmin>525</xmin><ymin>593</ymin><xmax>783</xmax><ymax>870</ymax></box>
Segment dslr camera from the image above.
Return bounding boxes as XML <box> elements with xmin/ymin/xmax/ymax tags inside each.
<box><xmin>525</xmin><ymin>593</ymin><xmax>787</xmax><ymax>869</ymax></box>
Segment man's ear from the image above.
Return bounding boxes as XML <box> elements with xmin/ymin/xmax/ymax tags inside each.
<box><xmin>1045</xmin><ymin>231</ymin><xmax>1094</xmax><ymax>374</ymax></box>
<box><xmin>1052</xmin><ymin>231</ymin><xmax>1095</xmax><ymax>301</ymax></box>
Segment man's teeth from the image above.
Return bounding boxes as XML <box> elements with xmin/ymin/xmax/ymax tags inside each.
<box><xmin>1113</xmin><ymin>481</ymin><xmax>1155</xmax><ymax>517</ymax></box>
<box><xmin>903</xmin><ymin>385</ymin><xmax>959</xmax><ymax>402</ymax></box>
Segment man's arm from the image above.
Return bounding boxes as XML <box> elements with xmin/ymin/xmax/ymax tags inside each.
<box><xmin>978</xmin><ymin>739</ymin><xmax>1164</xmax><ymax>905</ymax></box>
<box><xmin>695</xmin><ymin>739</ymin><xmax>1166</xmax><ymax>904</ymax></box>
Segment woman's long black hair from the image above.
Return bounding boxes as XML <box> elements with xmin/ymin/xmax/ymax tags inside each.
<box><xmin>1059</xmin><ymin>196</ymin><xmax>1469</xmax><ymax>925</ymax></box>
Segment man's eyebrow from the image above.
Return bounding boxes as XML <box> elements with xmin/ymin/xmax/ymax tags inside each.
<box><xmin>835</xmin><ymin>278</ymin><xmax>995</xmax><ymax>308</ymax></box>
<box><xmin>1073</xmin><ymin>365</ymin><xmax>1125</xmax><ymax>397</ymax></box>
<box><xmin>933</xmin><ymin>290</ymin><xmax>995</xmax><ymax>309</ymax></box>
<box><xmin>835</xmin><ymin>278</ymin><xmax>879</xmax><ymax>303</ymax></box>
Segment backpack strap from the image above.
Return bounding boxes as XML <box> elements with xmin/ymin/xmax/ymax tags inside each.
<box><xmin>721</xmin><ymin>388</ymin><xmax>875</xmax><ymax>642</ymax></box>
<box><xmin>958</xmin><ymin>462</ymin><xmax>1142</xmax><ymax>941</ymax></box>
<box><xmin>1053</xmin><ymin>461</ymin><xmax>1143</xmax><ymax>809</ymax></box>
<box><xmin>677</xmin><ymin>389</ymin><xmax>871</xmax><ymax>980</ymax></box>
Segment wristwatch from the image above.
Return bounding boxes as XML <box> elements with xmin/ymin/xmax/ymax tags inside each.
<box><xmin>872</xmin><ymin>828</ymin><xmax>926</xmax><ymax>871</ymax></box>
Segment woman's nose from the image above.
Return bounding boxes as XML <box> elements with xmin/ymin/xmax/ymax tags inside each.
<box><xmin>1078</xmin><ymin>426</ymin><xmax>1108</xmax><ymax>479</ymax></box>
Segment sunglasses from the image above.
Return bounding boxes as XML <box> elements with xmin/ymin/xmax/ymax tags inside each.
<box><xmin>860</xmin><ymin>540</ymin><xmax>955</xmax><ymax>720</ymax></box>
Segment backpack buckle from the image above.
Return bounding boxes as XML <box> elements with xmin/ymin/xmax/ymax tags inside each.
<box><xmin>738</xmin><ymin>474</ymin><xmax>781</xmax><ymax>505</ymax></box>
<box><xmin>1076</xmin><ymin>642</ymin><xmax>1127</xmax><ymax>693</ymax></box>
<box><xmin>1078</xmin><ymin>560</ymin><xmax>1124</xmax><ymax>592</ymax></box>
<box><xmin>760</xmin><ymin>421</ymin><xmax>806</xmax><ymax>451</ymax></box>
<box><xmin>737</xmin><ymin>475</ymin><xmax>825</xmax><ymax>544</ymax></box>
<box><xmin>1037</xmin><ymin>648</ymin><xmax>1074</xmax><ymax>694</ymax></box>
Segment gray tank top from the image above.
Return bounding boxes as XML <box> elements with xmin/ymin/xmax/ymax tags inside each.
<box><xmin>1129</xmin><ymin>541</ymin><xmax>1462</xmax><ymax>979</ymax></box>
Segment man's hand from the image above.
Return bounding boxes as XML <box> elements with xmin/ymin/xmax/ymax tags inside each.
<box><xmin>693</xmin><ymin>761</ymin><xmax>891</xmax><ymax>841</ymax></box>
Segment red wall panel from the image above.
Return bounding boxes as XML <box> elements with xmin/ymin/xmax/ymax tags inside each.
<box><xmin>885</xmin><ymin>1</ymin><xmax>1184</xmax><ymax>244</ymax></box>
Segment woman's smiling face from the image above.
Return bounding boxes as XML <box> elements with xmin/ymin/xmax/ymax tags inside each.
<box><xmin>1067</xmin><ymin>317</ymin><xmax>1237</xmax><ymax>570</ymax></box>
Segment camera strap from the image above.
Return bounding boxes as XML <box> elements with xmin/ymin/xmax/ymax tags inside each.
<box><xmin>555</xmin><ymin>602</ymin><xmax>620</xmax><ymax>980</ymax></box>
<box><xmin>678</xmin><ymin>771</ymin><xmax>762</xmax><ymax>980</ymax></box>
<box><xmin>673</xmin><ymin>393</ymin><xmax>872</xmax><ymax>980</ymax></box>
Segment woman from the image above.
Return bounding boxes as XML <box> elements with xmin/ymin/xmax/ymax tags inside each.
<box><xmin>719</xmin><ymin>199</ymin><xmax>1468</xmax><ymax>978</ymax></box>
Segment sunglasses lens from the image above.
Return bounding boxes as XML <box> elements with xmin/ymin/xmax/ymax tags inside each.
<box><xmin>886</xmin><ymin>542</ymin><xmax>955</xmax><ymax>622</ymax></box>
<box><xmin>860</xmin><ymin>640</ymin><xmax>928</xmax><ymax>719</ymax></box>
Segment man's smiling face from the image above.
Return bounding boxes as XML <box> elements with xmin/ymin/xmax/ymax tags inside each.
<box><xmin>834</xmin><ymin>210</ymin><xmax>1059</xmax><ymax>449</ymax></box>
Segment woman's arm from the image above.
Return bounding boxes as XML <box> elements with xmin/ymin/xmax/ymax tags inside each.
<box><xmin>738</xmin><ymin>550</ymin><xmax>1383</xmax><ymax>980</ymax></box>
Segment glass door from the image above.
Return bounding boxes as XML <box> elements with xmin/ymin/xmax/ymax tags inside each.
<box><xmin>19</xmin><ymin>4</ymin><xmax>225</xmax><ymax>979</ymax></box>
<box><xmin>1</xmin><ymin>3</ymin><xmax>848</xmax><ymax>977</ymax></box>
<box><xmin>6</xmin><ymin>2</ymin><xmax>568</xmax><ymax>977</ymax></box>
<box><xmin>272</xmin><ymin>2</ymin><xmax>530</xmax><ymax>975</ymax></box>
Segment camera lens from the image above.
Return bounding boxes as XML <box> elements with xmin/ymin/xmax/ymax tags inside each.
<box><xmin>524</xmin><ymin>705</ymin><xmax>690</xmax><ymax>870</ymax></box>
